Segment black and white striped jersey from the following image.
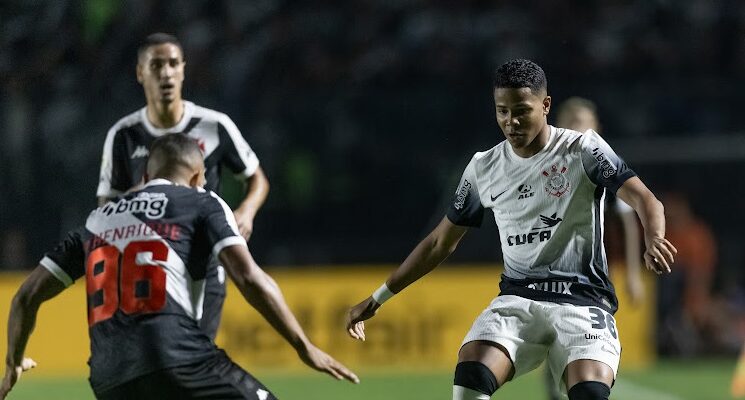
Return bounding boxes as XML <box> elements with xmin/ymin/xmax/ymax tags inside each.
<box><xmin>447</xmin><ymin>127</ymin><xmax>636</xmax><ymax>314</ymax></box>
<box><xmin>40</xmin><ymin>179</ymin><xmax>246</xmax><ymax>392</ymax></box>
<box><xmin>96</xmin><ymin>101</ymin><xmax>259</xmax><ymax>197</ymax></box>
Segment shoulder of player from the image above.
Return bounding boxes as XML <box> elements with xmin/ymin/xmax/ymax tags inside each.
<box><xmin>106</xmin><ymin>107</ymin><xmax>146</xmax><ymax>138</ymax></box>
<box><xmin>467</xmin><ymin>143</ymin><xmax>503</xmax><ymax>174</ymax></box>
<box><xmin>551</xmin><ymin>126</ymin><xmax>600</xmax><ymax>153</ymax></box>
<box><xmin>189</xmin><ymin>102</ymin><xmax>235</xmax><ymax>127</ymax></box>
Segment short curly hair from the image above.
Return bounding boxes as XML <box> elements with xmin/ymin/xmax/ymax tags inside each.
<box><xmin>493</xmin><ymin>59</ymin><xmax>547</xmax><ymax>93</ymax></box>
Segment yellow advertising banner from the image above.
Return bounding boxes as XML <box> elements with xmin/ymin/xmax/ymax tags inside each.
<box><xmin>0</xmin><ymin>264</ymin><xmax>653</xmax><ymax>377</ymax></box>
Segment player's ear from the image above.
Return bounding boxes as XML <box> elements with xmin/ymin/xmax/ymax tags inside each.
<box><xmin>136</xmin><ymin>63</ymin><xmax>144</xmax><ymax>84</ymax></box>
<box><xmin>188</xmin><ymin>168</ymin><xmax>205</xmax><ymax>188</ymax></box>
<box><xmin>543</xmin><ymin>96</ymin><xmax>551</xmax><ymax>116</ymax></box>
<box><xmin>143</xmin><ymin>172</ymin><xmax>150</xmax><ymax>183</ymax></box>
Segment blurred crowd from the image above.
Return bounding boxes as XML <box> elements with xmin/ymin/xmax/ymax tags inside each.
<box><xmin>1</xmin><ymin>0</ymin><xmax>744</xmax><ymax>354</ymax></box>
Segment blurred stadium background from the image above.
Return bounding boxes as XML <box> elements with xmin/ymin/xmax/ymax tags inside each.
<box><xmin>1</xmin><ymin>0</ymin><xmax>744</xmax><ymax>399</ymax></box>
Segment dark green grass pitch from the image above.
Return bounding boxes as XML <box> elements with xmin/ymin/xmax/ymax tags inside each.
<box><xmin>5</xmin><ymin>359</ymin><xmax>735</xmax><ymax>400</ymax></box>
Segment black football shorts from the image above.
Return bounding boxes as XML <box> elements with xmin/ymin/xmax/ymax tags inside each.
<box><xmin>95</xmin><ymin>350</ymin><xmax>277</xmax><ymax>400</ymax></box>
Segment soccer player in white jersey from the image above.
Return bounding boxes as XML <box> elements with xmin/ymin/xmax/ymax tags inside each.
<box><xmin>346</xmin><ymin>59</ymin><xmax>677</xmax><ymax>400</ymax></box>
<box><xmin>96</xmin><ymin>33</ymin><xmax>270</xmax><ymax>340</ymax></box>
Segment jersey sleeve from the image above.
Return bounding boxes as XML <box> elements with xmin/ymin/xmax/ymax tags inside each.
<box><xmin>216</xmin><ymin>114</ymin><xmax>260</xmax><ymax>179</ymax></box>
<box><xmin>580</xmin><ymin>130</ymin><xmax>636</xmax><ymax>194</ymax></box>
<box><xmin>201</xmin><ymin>191</ymin><xmax>248</xmax><ymax>258</ymax></box>
<box><xmin>446</xmin><ymin>155</ymin><xmax>485</xmax><ymax>227</ymax></box>
<box><xmin>39</xmin><ymin>229</ymin><xmax>86</xmax><ymax>287</ymax></box>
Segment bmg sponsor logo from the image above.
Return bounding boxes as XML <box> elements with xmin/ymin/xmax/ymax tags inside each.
<box><xmin>99</xmin><ymin>192</ymin><xmax>169</xmax><ymax>219</ymax></box>
<box><xmin>592</xmin><ymin>148</ymin><xmax>617</xmax><ymax>178</ymax></box>
<box><xmin>453</xmin><ymin>179</ymin><xmax>472</xmax><ymax>210</ymax></box>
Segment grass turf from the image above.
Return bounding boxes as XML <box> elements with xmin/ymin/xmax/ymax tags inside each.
<box><xmin>5</xmin><ymin>359</ymin><xmax>735</xmax><ymax>399</ymax></box>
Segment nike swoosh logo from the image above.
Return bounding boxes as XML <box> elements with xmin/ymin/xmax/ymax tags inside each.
<box><xmin>491</xmin><ymin>189</ymin><xmax>508</xmax><ymax>201</ymax></box>
<box><xmin>601</xmin><ymin>344</ymin><xmax>619</xmax><ymax>356</ymax></box>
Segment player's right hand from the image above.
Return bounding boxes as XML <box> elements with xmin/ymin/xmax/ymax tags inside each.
<box><xmin>346</xmin><ymin>296</ymin><xmax>381</xmax><ymax>341</ymax></box>
<box><xmin>0</xmin><ymin>357</ymin><xmax>37</xmax><ymax>399</ymax></box>
<box><xmin>296</xmin><ymin>343</ymin><xmax>359</xmax><ymax>384</ymax></box>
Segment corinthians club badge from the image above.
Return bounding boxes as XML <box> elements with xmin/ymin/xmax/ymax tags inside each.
<box><xmin>542</xmin><ymin>164</ymin><xmax>570</xmax><ymax>197</ymax></box>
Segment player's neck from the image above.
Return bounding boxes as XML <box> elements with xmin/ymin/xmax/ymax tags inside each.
<box><xmin>147</xmin><ymin>99</ymin><xmax>184</xmax><ymax>129</ymax></box>
<box><xmin>511</xmin><ymin>123</ymin><xmax>550</xmax><ymax>158</ymax></box>
<box><xmin>151</xmin><ymin>175</ymin><xmax>190</xmax><ymax>187</ymax></box>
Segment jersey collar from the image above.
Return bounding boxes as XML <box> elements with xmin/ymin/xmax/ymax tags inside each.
<box><xmin>140</xmin><ymin>101</ymin><xmax>195</xmax><ymax>137</ymax></box>
<box><xmin>143</xmin><ymin>178</ymin><xmax>174</xmax><ymax>188</ymax></box>
<box><xmin>505</xmin><ymin>125</ymin><xmax>556</xmax><ymax>162</ymax></box>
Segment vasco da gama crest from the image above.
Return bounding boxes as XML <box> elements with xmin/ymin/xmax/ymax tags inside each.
<box><xmin>542</xmin><ymin>164</ymin><xmax>570</xmax><ymax>197</ymax></box>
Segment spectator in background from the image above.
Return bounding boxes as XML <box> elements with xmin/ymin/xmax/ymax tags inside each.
<box><xmin>658</xmin><ymin>192</ymin><xmax>717</xmax><ymax>356</ymax></box>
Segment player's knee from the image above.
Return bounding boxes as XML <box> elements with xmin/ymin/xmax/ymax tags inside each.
<box><xmin>567</xmin><ymin>381</ymin><xmax>610</xmax><ymax>400</ymax></box>
<box><xmin>453</xmin><ymin>361</ymin><xmax>498</xmax><ymax>399</ymax></box>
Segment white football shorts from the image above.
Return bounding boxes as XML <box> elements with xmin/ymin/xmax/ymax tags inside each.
<box><xmin>461</xmin><ymin>295</ymin><xmax>621</xmax><ymax>390</ymax></box>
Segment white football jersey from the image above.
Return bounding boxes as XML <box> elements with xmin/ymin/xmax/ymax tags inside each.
<box><xmin>447</xmin><ymin>126</ymin><xmax>636</xmax><ymax>313</ymax></box>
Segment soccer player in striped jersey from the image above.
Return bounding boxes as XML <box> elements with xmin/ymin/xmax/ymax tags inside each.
<box><xmin>347</xmin><ymin>59</ymin><xmax>676</xmax><ymax>400</ymax></box>
<box><xmin>96</xmin><ymin>33</ymin><xmax>270</xmax><ymax>340</ymax></box>
<box><xmin>1</xmin><ymin>135</ymin><xmax>357</xmax><ymax>400</ymax></box>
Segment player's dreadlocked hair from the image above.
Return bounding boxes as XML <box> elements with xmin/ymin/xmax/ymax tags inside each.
<box><xmin>493</xmin><ymin>59</ymin><xmax>547</xmax><ymax>93</ymax></box>
<box><xmin>137</xmin><ymin>32</ymin><xmax>183</xmax><ymax>61</ymax></box>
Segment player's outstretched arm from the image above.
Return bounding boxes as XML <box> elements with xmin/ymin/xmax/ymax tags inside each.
<box><xmin>233</xmin><ymin>166</ymin><xmax>270</xmax><ymax>241</ymax></box>
<box><xmin>218</xmin><ymin>245</ymin><xmax>359</xmax><ymax>384</ymax></box>
<box><xmin>1</xmin><ymin>266</ymin><xmax>66</xmax><ymax>399</ymax></box>
<box><xmin>346</xmin><ymin>217</ymin><xmax>468</xmax><ymax>341</ymax></box>
<box><xmin>617</xmin><ymin>177</ymin><xmax>678</xmax><ymax>275</ymax></box>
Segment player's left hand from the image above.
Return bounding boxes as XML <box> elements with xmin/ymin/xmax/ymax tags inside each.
<box><xmin>643</xmin><ymin>236</ymin><xmax>677</xmax><ymax>275</ymax></box>
<box><xmin>346</xmin><ymin>297</ymin><xmax>381</xmax><ymax>341</ymax></box>
<box><xmin>233</xmin><ymin>209</ymin><xmax>254</xmax><ymax>241</ymax></box>
<box><xmin>296</xmin><ymin>343</ymin><xmax>360</xmax><ymax>384</ymax></box>
<box><xmin>0</xmin><ymin>357</ymin><xmax>37</xmax><ymax>399</ymax></box>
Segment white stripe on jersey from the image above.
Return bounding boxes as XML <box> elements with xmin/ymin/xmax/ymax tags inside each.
<box><xmin>97</xmin><ymin>110</ymin><xmax>141</xmax><ymax>198</ymax></box>
<box><xmin>193</xmin><ymin>105</ymin><xmax>260</xmax><ymax>177</ymax></box>
<box><xmin>40</xmin><ymin>256</ymin><xmax>73</xmax><ymax>287</ymax></box>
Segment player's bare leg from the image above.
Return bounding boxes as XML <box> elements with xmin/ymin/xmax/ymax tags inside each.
<box><xmin>453</xmin><ymin>340</ymin><xmax>514</xmax><ymax>400</ymax></box>
<box><xmin>564</xmin><ymin>359</ymin><xmax>614</xmax><ymax>400</ymax></box>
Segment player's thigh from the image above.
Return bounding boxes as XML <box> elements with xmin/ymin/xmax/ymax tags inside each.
<box><xmin>460</xmin><ymin>295</ymin><xmax>551</xmax><ymax>384</ymax></box>
<box><xmin>546</xmin><ymin>304</ymin><xmax>620</xmax><ymax>390</ymax></box>
<box><xmin>458</xmin><ymin>340</ymin><xmax>515</xmax><ymax>385</ymax></box>
<box><xmin>564</xmin><ymin>359</ymin><xmax>615</xmax><ymax>390</ymax></box>
<box><xmin>171</xmin><ymin>351</ymin><xmax>277</xmax><ymax>399</ymax></box>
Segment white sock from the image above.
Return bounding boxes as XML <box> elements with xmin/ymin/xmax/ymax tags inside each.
<box><xmin>453</xmin><ymin>385</ymin><xmax>490</xmax><ymax>400</ymax></box>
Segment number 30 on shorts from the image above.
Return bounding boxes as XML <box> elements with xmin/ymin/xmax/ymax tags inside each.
<box><xmin>588</xmin><ymin>307</ymin><xmax>617</xmax><ymax>339</ymax></box>
<box><xmin>86</xmin><ymin>241</ymin><xmax>168</xmax><ymax>326</ymax></box>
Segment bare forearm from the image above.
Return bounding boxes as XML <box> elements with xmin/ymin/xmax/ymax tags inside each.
<box><xmin>235</xmin><ymin>270</ymin><xmax>310</xmax><ymax>351</ymax></box>
<box><xmin>5</xmin><ymin>296</ymin><xmax>39</xmax><ymax>368</ymax></box>
<box><xmin>634</xmin><ymin>194</ymin><xmax>666</xmax><ymax>242</ymax></box>
<box><xmin>236</xmin><ymin>169</ymin><xmax>269</xmax><ymax>218</ymax></box>
<box><xmin>386</xmin><ymin>234</ymin><xmax>455</xmax><ymax>293</ymax></box>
